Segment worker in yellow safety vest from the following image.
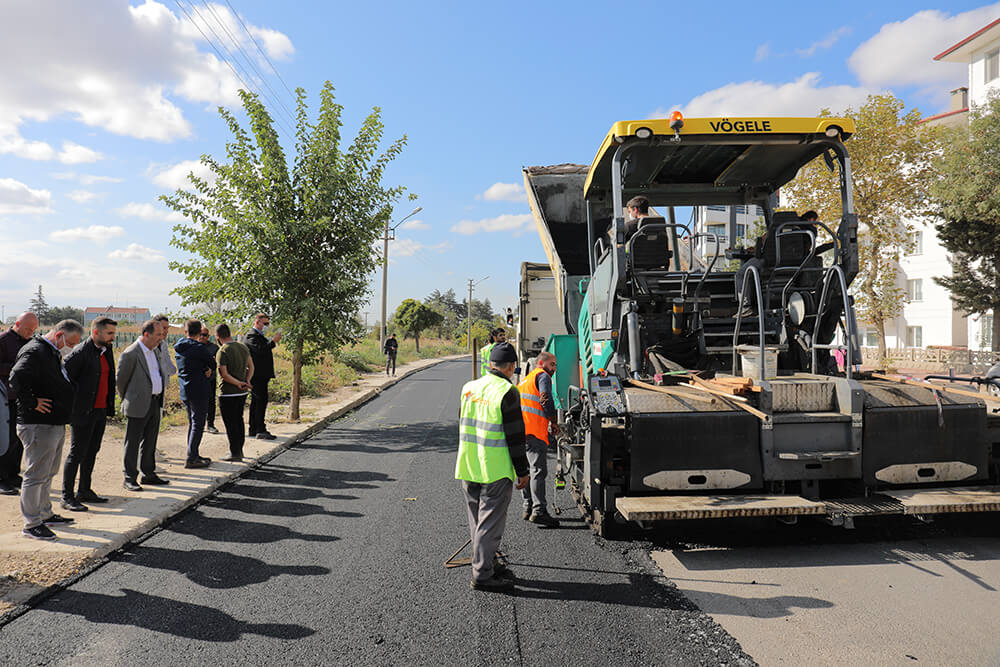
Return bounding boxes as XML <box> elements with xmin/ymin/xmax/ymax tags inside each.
<box><xmin>478</xmin><ymin>328</ymin><xmax>507</xmax><ymax>378</ymax></box>
<box><xmin>517</xmin><ymin>351</ymin><xmax>561</xmax><ymax>527</ymax></box>
<box><xmin>456</xmin><ymin>341</ymin><xmax>529</xmax><ymax>592</ymax></box>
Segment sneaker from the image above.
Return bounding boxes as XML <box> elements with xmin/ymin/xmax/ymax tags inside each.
<box><xmin>61</xmin><ymin>499</ymin><xmax>88</xmax><ymax>512</ymax></box>
<box><xmin>220</xmin><ymin>454</ymin><xmax>244</xmax><ymax>462</ymax></box>
<box><xmin>0</xmin><ymin>480</ymin><xmax>19</xmax><ymax>496</ymax></box>
<box><xmin>256</xmin><ymin>432</ymin><xmax>276</xmax><ymax>441</ymax></box>
<box><xmin>470</xmin><ymin>575</ymin><xmax>514</xmax><ymax>592</ymax></box>
<box><xmin>528</xmin><ymin>512</ymin><xmax>560</xmax><ymax>528</ymax></box>
<box><xmin>184</xmin><ymin>458</ymin><xmax>210</xmax><ymax>469</ymax></box>
<box><xmin>22</xmin><ymin>525</ymin><xmax>56</xmax><ymax>541</ymax></box>
<box><xmin>42</xmin><ymin>514</ymin><xmax>75</xmax><ymax>526</ymax></box>
<box><xmin>123</xmin><ymin>480</ymin><xmax>142</xmax><ymax>492</ymax></box>
<box><xmin>205</xmin><ymin>425</ymin><xmax>220</xmax><ymax>434</ymax></box>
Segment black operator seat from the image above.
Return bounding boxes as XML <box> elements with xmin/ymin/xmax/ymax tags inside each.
<box><xmin>629</xmin><ymin>216</ymin><xmax>672</xmax><ymax>270</ymax></box>
<box><xmin>757</xmin><ymin>211</ymin><xmax>815</xmax><ymax>269</ymax></box>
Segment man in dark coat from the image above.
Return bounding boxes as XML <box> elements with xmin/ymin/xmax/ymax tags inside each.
<box><xmin>198</xmin><ymin>326</ymin><xmax>220</xmax><ymax>434</ymax></box>
<box><xmin>174</xmin><ymin>319</ymin><xmax>216</xmax><ymax>468</ymax></box>
<box><xmin>62</xmin><ymin>316</ymin><xmax>117</xmax><ymax>510</ymax></box>
<box><xmin>0</xmin><ymin>311</ymin><xmax>39</xmax><ymax>494</ymax></box>
<box><xmin>245</xmin><ymin>313</ymin><xmax>281</xmax><ymax>441</ymax></box>
<box><xmin>10</xmin><ymin>319</ymin><xmax>83</xmax><ymax>540</ymax></box>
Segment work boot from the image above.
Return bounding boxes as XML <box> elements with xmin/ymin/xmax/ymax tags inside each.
<box><xmin>529</xmin><ymin>512</ymin><xmax>560</xmax><ymax>528</ymax></box>
<box><xmin>470</xmin><ymin>575</ymin><xmax>514</xmax><ymax>592</ymax></box>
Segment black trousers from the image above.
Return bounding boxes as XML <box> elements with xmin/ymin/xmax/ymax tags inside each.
<box><xmin>123</xmin><ymin>394</ymin><xmax>161</xmax><ymax>482</ymax></box>
<box><xmin>386</xmin><ymin>352</ymin><xmax>397</xmax><ymax>375</ymax></box>
<box><xmin>64</xmin><ymin>410</ymin><xmax>107</xmax><ymax>499</ymax></box>
<box><xmin>249</xmin><ymin>378</ymin><xmax>269</xmax><ymax>435</ymax></box>
<box><xmin>219</xmin><ymin>394</ymin><xmax>247</xmax><ymax>456</ymax></box>
<box><xmin>0</xmin><ymin>400</ymin><xmax>23</xmax><ymax>481</ymax></box>
<box><xmin>207</xmin><ymin>378</ymin><xmax>217</xmax><ymax>427</ymax></box>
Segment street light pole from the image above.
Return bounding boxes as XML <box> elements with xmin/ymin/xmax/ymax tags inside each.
<box><xmin>467</xmin><ymin>275</ymin><xmax>488</xmax><ymax>352</ymax></box>
<box><xmin>379</xmin><ymin>206</ymin><xmax>422</xmax><ymax>350</ymax></box>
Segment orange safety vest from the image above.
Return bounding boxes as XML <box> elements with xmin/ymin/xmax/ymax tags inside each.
<box><xmin>518</xmin><ymin>367</ymin><xmax>550</xmax><ymax>445</ymax></box>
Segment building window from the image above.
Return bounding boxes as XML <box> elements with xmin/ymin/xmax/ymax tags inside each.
<box><xmin>864</xmin><ymin>329</ymin><xmax>879</xmax><ymax>347</ymax></box>
<box><xmin>736</xmin><ymin>224</ymin><xmax>746</xmax><ymax>238</ymax></box>
<box><xmin>983</xmin><ymin>314</ymin><xmax>994</xmax><ymax>349</ymax></box>
<box><xmin>906</xmin><ymin>278</ymin><xmax>923</xmax><ymax>302</ymax></box>
<box><xmin>734</xmin><ymin>205</ymin><xmax>747</xmax><ymax>214</ymax></box>
<box><xmin>906</xmin><ymin>326</ymin><xmax>923</xmax><ymax>348</ymax></box>
<box><xmin>907</xmin><ymin>230</ymin><xmax>923</xmax><ymax>256</ymax></box>
<box><xmin>987</xmin><ymin>48</ymin><xmax>999</xmax><ymax>83</ymax></box>
<box><xmin>706</xmin><ymin>205</ymin><xmax>726</xmax><ymax>212</ymax></box>
<box><xmin>706</xmin><ymin>224</ymin><xmax>727</xmax><ymax>241</ymax></box>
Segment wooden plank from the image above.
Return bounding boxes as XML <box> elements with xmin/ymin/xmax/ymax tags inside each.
<box><xmin>616</xmin><ymin>494</ymin><xmax>826</xmax><ymax>521</ymax></box>
<box><xmin>680</xmin><ymin>382</ymin><xmax>771</xmax><ymax>422</ymax></box>
<box><xmin>883</xmin><ymin>486</ymin><xmax>1000</xmax><ymax>515</ymax></box>
<box><xmin>626</xmin><ymin>378</ymin><xmax>718</xmax><ymax>404</ymax></box>
<box><xmin>871</xmin><ymin>373</ymin><xmax>998</xmax><ymax>403</ymax></box>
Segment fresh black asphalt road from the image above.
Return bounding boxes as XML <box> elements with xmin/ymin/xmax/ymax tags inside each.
<box><xmin>0</xmin><ymin>360</ymin><xmax>752</xmax><ymax>666</ymax></box>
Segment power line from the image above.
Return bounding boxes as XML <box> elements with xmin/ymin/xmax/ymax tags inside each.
<box><xmin>173</xmin><ymin>0</ymin><xmax>295</xmax><ymax>138</ymax></box>
<box><xmin>198</xmin><ymin>0</ymin><xmax>297</xmax><ymax>127</ymax></box>
<box><xmin>224</xmin><ymin>0</ymin><xmax>296</xmax><ymax>99</ymax></box>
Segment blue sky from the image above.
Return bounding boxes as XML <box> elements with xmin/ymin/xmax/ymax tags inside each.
<box><xmin>0</xmin><ymin>1</ymin><xmax>996</xmax><ymax>324</ymax></box>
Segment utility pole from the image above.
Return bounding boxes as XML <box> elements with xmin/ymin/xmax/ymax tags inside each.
<box><xmin>467</xmin><ymin>276</ymin><xmax>488</xmax><ymax>352</ymax></box>
<box><xmin>379</xmin><ymin>206</ymin><xmax>422</xmax><ymax>350</ymax></box>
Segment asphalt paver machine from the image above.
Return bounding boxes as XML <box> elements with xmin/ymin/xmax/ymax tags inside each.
<box><xmin>524</xmin><ymin>115</ymin><xmax>1000</xmax><ymax>537</ymax></box>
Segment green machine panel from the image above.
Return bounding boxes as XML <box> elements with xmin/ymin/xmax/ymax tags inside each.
<box><xmin>544</xmin><ymin>334</ymin><xmax>580</xmax><ymax>411</ymax></box>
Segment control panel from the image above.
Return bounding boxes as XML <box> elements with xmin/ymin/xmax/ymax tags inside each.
<box><xmin>589</xmin><ymin>376</ymin><xmax>626</xmax><ymax>415</ymax></box>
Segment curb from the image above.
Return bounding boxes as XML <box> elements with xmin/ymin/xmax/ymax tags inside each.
<box><xmin>0</xmin><ymin>353</ymin><xmax>470</xmax><ymax>628</ymax></box>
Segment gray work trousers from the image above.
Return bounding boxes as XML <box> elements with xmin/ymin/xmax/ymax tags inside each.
<box><xmin>18</xmin><ymin>424</ymin><xmax>65</xmax><ymax>529</ymax></box>
<box><xmin>123</xmin><ymin>394</ymin><xmax>161</xmax><ymax>482</ymax></box>
<box><xmin>461</xmin><ymin>478</ymin><xmax>513</xmax><ymax>583</ymax></box>
<box><xmin>521</xmin><ymin>435</ymin><xmax>548</xmax><ymax>515</ymax></box>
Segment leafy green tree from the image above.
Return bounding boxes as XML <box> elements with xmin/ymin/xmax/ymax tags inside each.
<box><xmin>393</xmin><ymin>298</ymin><xmax>443</xmax><ymax>352</ymax></box>
<box><xmin>162</xmin><ymin>82</ymin><xmax>412</xmax><ymax>419</ymax></box>
<box><xmin>44</xmin><ymin>306</ymin><xmax>84</xmax><ymax>325</ymax></box>
<box><xmin>784</xmin><ymin>94</ymin><xmax>941</xmax><ymax>366</ymax></box>
<box><xmin>932</xmin><ymin>92</ymin><xmax>1000</xmax><ymax>351</ymax></box>
<box><xmin>29</xmin><ymin>285</ymin><xmax>49</xmax><ymax>322</ymax></box>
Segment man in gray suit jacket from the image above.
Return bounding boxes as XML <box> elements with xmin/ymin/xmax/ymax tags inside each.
<box><xmin>117</xmin><ymin>319</ymin><xmax>170</xmax><ymax>491</ymax></box>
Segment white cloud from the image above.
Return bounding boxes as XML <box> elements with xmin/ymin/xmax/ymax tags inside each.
<box><xmin>117</xmin><ymin>202</ymin><xmax>185</xmax><ymax>222</ymax></box>
<box><xmin>150</xmin><ymin>159</ymin><xmax>216</xmax><ymax>190</ymax></box>
<box><xmin>399</xmin><ymin>218</ymin><xmax>429</xmax><ymax>231</ymax></box>
<box><xmin>754</xmin><ymin>43</ymin><xmax>771</xmax><ymax>63</ymax></box>
<box><xmin>66</xmin><ymin>190</ymin><xmax>100</xmax><ymax>203</ymax></box>
<box><xmin>49</xmin><ymin>225</ymin><xmax>125</xmax><ymax>243</ymax></box>
<box><xmin>108</xmin><ymin>243</ymin><xmax>165</xmax><ymax>262</ymax></box>
<box><xmin>479</xmin><ymin>182</ymin><xmax>527</xmax><ymax>202</ymax></box>
<box><xmin>391</xmin><ymin>239</ymin><xmax>451</xmax><ymax>257</ymax></box>
<box><xmin>796</xmin><ymin>26</ymin><xmax>852</xmax><ymax>58</ymax></box>
<box><xmin>451</xmin><ymin>213</ymin><xmax>534</xmax><ymax>236</ymax></box>
<box><xmin>250</xmin><ymin>26</ymin><xmax>295</xmax><ymax>61</ymax></box>
<box><xmin>0</xmin><ymin>178</ymin><xmax>53</xmax><ymax>214</ymax></box>
<box><xmin>655</xmin><ymin>73</ymin><xmax>876</xmax><ymax>118</ymax></box>
<box><xmin>849</xmin><ymin>5</ymin><xmax>1000</xmax><ymax>89</ymax></box>
<box><xmin>57</xmin><ymin>141</ymin><xmax>102</xmax><ymax>164</ymax></box>
<box><xmin>51</xmin><ymin>172</ymin><xmax>124</xmax><ymax>185</ymax></box>
<box><xmin>0</xmin><ymin>1</ymin><xmax>295</xmax><ymax>158</ymax></box>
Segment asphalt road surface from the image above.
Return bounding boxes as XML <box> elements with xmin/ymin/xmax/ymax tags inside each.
<box><xmin>0</xmin><ymin>360</ymin><xmax>751</xmax><ymax>666</ymax></box>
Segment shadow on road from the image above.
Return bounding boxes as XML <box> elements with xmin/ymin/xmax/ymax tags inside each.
<box><xmin>166</xmin><ymin>511</ymin><xmax>340</xmax><ymax>544</ymax></box>
<box><xmin>43</xmin><ymin>589</ymin><xmax>314</xmax><ymax>642</ymax></box>
<box><xmin>509</xmin><ymin>572</ymin><xmax>695</xmax><ymax>610</ymax></box>
<box><xmin>202</xmin><ymin>495</ymin><xmax>363</xmax><ymax>519</ymax></box>
<box><xmin>224</xmin><ymin>484</ymin><xmax>359</xmax><ymax>502</ymax></box>
<box><xmin>118</xmin><ymin>546</ymin><xmax>330</xmax><ymax>589</ymax></box>
<box><xmin>241</xmin><ymin>465</ymin><xmax>396</xmax><ymax>491</ymax></box>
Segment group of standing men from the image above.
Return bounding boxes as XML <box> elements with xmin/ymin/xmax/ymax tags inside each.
<box><xmin>0</xmin><ymin>311</ymin><xmax>281</xmax><ymax>541</ymax></box>
<box><xmin>456</xmin><ymin>341</ymin><xmax>562</xmax><ymax>592</ymax></box>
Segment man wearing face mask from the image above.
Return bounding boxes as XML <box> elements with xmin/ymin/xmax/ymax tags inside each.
<box><xmin>246</xmin><ymin>313</ymin><xmax>282</xmax><ymax>441</ymax></box>
<box><xmin>61</xmin><ymin>317</ymin><xmax>117</xmax><ymax>511</ymax></box>
<box><xmin>606</xmin><ymin>195</ymin><xmax>651</xmax><ymax>245</ymax></box>
<box><xmin>9</xmin><ymin>319</ymin><xmax>84</xmax><ymax>540</ymax></box>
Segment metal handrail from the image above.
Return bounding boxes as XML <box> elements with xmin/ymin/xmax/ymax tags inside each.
<box><xmin>691</xmin><ymin>232</ymin><xmax>722</xmax><ymax>300</ymax></box>
<box><xmin>771</xmin><ymin>221</ymin><xmax>841</xmax><ymax>317</ymax></box>
<box><xmin>811</xmin><ymin>265</ymin><xmax>854</xmax><ymax>379</ymax></box>
<box><xmin>732</xmin><ymin>265</ymin><xmax>766</xmax><ymax>378</ymax></box>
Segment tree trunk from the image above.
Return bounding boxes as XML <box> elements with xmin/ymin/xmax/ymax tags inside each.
<box><xmin>414</xmin><ymin>333</ymin><xmax>420</xmax><ymax>353</ymax></box>
<box><xmin>290</xmin><ymin>339</ymin><xmax>303</xmax><ymax>421</ymax></box>
<box><xmin>876</xmin><ymin>316</ymin><xmax>888</xmax><ymax>370</ymax></box>
<box><xmin>993</xmin><ymin>306</ymin><xmax>1000</xmax><ymax>354</ymax></box>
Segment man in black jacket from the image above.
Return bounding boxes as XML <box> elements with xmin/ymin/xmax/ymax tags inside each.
<box><xmin>62</xmin><ymin>317</ymin><xmax>117</xmax><ymax>511</ymax></box>
<box><xmin>10</xmin><ymin>319</ymin><xmax>83</xmax><ymax>540</ymax></box>
<box><xmin>0</xmin><ymin>311</ymin><xmax>39</xmax><ymax>495</ymax></box>
<box><xmin>246</xmin><ymin>313</ymin><xmax>281</xmax><ymax>441</ymax></box>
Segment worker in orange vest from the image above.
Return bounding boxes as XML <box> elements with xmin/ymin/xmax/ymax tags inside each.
<box><xmin>517</xmin><ymin>351</ymin><xmax>561</xmax><ymax>527</ymax></box>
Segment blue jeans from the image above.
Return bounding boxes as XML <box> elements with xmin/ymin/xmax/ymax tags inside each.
<box><xmin>183</xmin><ymin>398</ymin><xmax>208</xmax><ymax>462</ymax></box>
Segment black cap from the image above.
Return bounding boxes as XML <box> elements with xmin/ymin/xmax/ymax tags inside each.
<box><xmin>489</xmin><ymin>342</ymin><xmax>518</xmax><ymax>364</ymax></box>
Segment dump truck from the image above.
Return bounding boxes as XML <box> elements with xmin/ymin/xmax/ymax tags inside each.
<box><xmin>524</xmin><ymin>115</ymin><xmax>1000</xmax><ymax>537</ymax></box>
<box><xmin>516</xmin><ymin>262</ymin><xmax>566</xmax><ymax>373</ymax></box>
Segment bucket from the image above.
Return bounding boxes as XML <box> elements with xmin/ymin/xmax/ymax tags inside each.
<box><xmin>737</xmin><ymin>345</ymin><xmax>778</xmax><ymax>380</ymax></box>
